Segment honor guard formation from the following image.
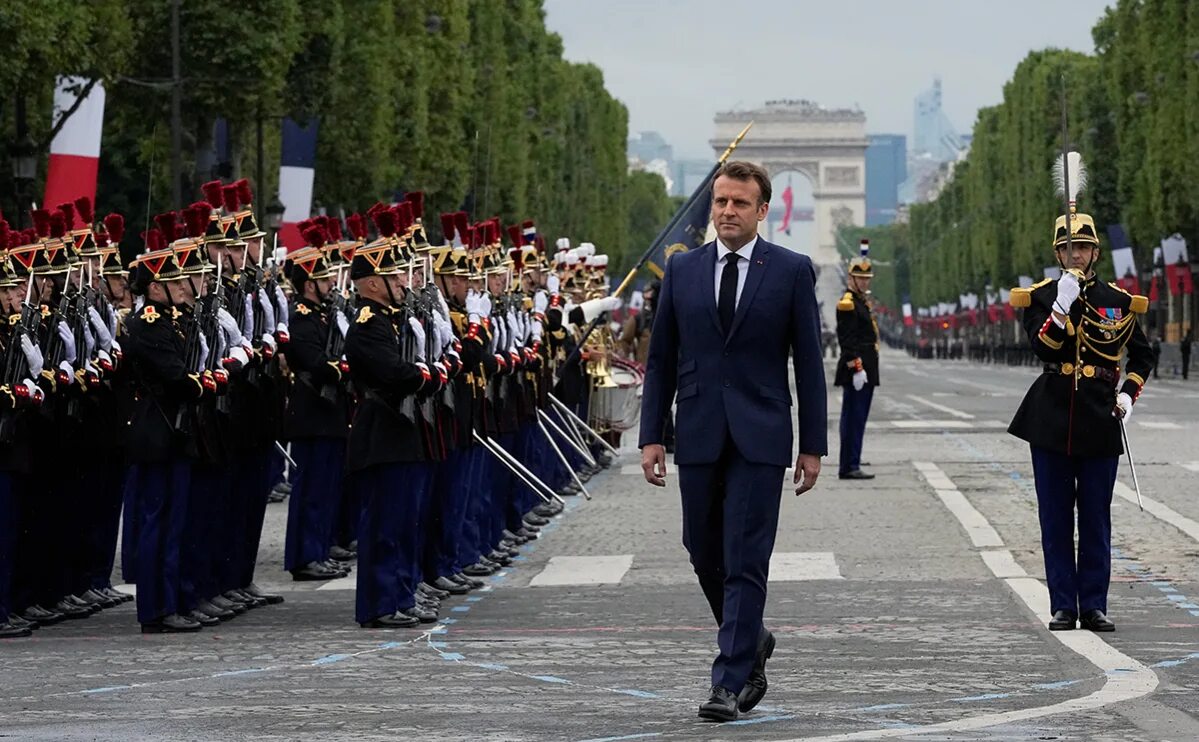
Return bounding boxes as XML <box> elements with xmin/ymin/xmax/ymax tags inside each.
<box><xmin>0</xmin><ymin>182</ymin><xmax>627</xmax><ymax>637</ymax></box>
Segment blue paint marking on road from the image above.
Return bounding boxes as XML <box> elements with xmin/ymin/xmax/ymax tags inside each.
<box><xmin>378</xmin><ymin>641</ymin><xmax>405</xmax><ymax>649</ymax></box>
<box><xmin>439</xmin><ymin>618</ymin><xmax>457</xmax><ymax>625</ymax></box>
<box><xmin>429</xmin><ymin>641</ymin><xmax>447</xmax><ymax>649</ymax></box>
<box><xmin>577</xmin><ymin>734</ymin><xmax>662</xmax><ymax>742</ymax></box>
<box><xmin>1178</xmin><ymin>603</ymin><xmax>1199</xmax><ymax>609</ymax></box>
<box><xmin>429</xmin><ymin>627</ymin><xmax>447</xmax><ymax>634</ymax></box>
<box><xmin>854</xmin><ymin>703</ymin><xmax>911</xmax><ymax>712</ymax></box>
<box><xmin>1151</xmin><ymin>581</ymin><xmax>1173</xmax><ymax>587</ymax></box>
<box><xmin>475</xmin><ymin>662</ymin><xmax>509</xmax><ymax>671</ymax></box>
<box><xmin>614</xmin><ymin>689</ymin><xmax>660</xmax><ymax>699</ymax></box>
<box><xmin>451</xmin><ymin>605</ymin><xmax>471</xmax><ymax>612</ymax></box>
<box><xmin>312</xmin><ymin>654</ymin><xmax>350</xmax><ymax>666</ymax></box>
<box><xmin>1167</xmin><ymin>594</ymin><xmax>1187</xmax><ymax>602</ymax></box>
<box><xmin>513</xmin><ymin>556</ymin><xmax>528</xmax><ymax>562</ymax></box>
<box><xmin>440</xmin><ymin>652</ymin><xmax>465</xmax><ymax>661</ymax></box>
<box><xmin>466</xmin><ymin>596</ymin><xmax>483</xmax><ymax>602</ymax></box>
<box><xmin>212</xmin><ymin>668</ymin><xmax>268</xmax><ymax>678</ymax></box>
<box><xmin>729</xmin><ymin>714</ymin><xmax>796</xmax><ymax>726</ymax></box>
<box><xmin>1114</xmin><ymin>549</ymin><xmax>1199</xmax><ymax>619</ymax></box>
<box><xmin>1152</xmin><ymin>653</ymin><xmax>1199</xmax><ymax>668</ymax></box>
<box><xmin>83</xmin><ymin>685</ymin><xmax>133</xmax><ymax>694</ymax></box>
<box><xmin>1190</xmin><ymin>610</ymin><xmax>1199</xmax><ymax>617</ymax></box>
<box><xmin>532</xmin><ymin>674</ymin><xmax>571</xmax><ymax>684</ymax></box>
<box><xmin>951</xmin><ymin>692</ymin><xmax>1011</xmax><ymax>702</ymax></box>
<box><xmin>1033</xmin><ymin>679</ymin><xmax>1084</xmax><ymax>690</ymax></box>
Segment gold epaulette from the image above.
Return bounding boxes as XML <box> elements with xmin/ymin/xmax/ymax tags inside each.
<box><xmin>836</xmin><ymin>292</ymin><xmax>855</xmax><ymax>312</ymax></box>
<box><xmin>1107</xmin><ymin>282</ymin><xmax>1149</xmax><ymax>314</ymax></box>
<box><xmin>1009</xmin><ymin>288</ymin><xmax>1031</xmax><ymax>308</ymax></box>
<box><xmin>356</xmin><ymin>305</ymin><xmax>374</xmax><ymax>324</ymax></box>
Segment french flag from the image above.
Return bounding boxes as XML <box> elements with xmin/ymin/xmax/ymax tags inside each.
<box><xmin>278</xmin><ymin>117</ymin><xmax>318</xmax><ymax>250</ymax></box>
<box><xmin>43</xmin><ymin>77</ymin><xmax>106</xmax><ymax>210</ymax></box>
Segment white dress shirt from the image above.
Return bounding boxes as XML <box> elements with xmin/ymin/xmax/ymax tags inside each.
<box><xmin>714</xmin><ymin>235</ymin><xmax>758</xmax><ymax>309</ymax></box>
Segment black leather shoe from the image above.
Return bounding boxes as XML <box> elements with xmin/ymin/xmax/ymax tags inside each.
<box><xmin>453</xmin><ymin>572</ymin><xmax>485</xmax><ymax>589</ymax></box>
<box><xmin>463</xmin><ymin>562</ymin><xmax>494</xmax><ymax>577</ymax></box>
<box><xmin>103</xmin><ymin>587</ymin><xmax>135</xmax><ymax>603</ymax></box>
<box><xmin>487</xmin><ymin>550</ymin><xmax>513</xmax><ymax>566</ymax></box>
<box><xmin>141</xmin><ymin>614</ymin><xmax>202</xmax><ymax>634</ymax></box>
<box><xmin>79</xmin><ymin>589</ymin><xmax>118</xmax><ymax>609</ymax></box>
<box><xmin>404</xmin><ymin>605</ymin><xmax>439</xmax><ymax>623</ymax></box>
<box><xmin>328</xmin><ymin>545</ymin><xmax>357</xmax><ymax>562</ymax></box>
<box><xmin>53</xmin><ymin>599</ymin><xmax>92</xmax><ymax>619</ymax></box>
<box><xmin>524</xmin><ymin>514</ymin><xmax>549</xmax><ymax>527</ymax></box>
<box><xmin>432</xmin><ymin>576</ymin><xmax>471</xmax><ymax>595</ymax></box>
<box><xmin>65</xmin><ymin>594</ymin><xmax>101</xmax><ymax>613</ymax></box>
<box><xmin>292</xmin><ymin>561</ymin><xmax>344</xmax><ymax>581</ymax></box>
<box><xmin>0</xmin><ymin>621</ymin><xmax>32</xmax><ymax>638</ymax></box>
<box><xmin>187</xmin><ymin>610</ymin><xmax>220</xmax><ymax>627</ymax></box>
<box><xmin>418</xmin><ymin>582</ymin><xmax>449</xmax><ymax>600</ymax></box>
<box><xmin>533</xmin><ymin>504</ymin><xmax>558</xmax><ymax>518</ymax></box>
<box><xmin>195</xmin><ymin>600</ymin><xmax>235</xmax><ymax>621</ymax></box>
<box><xmin>243</xmin><ymin>584</ymin><xmax>284</xmax><ymax>605</ymax></box>
<box><xmin>698</xmin><ymin>685</ymin><xmax>739</xmax><ymax>722</ymax></box>
<box><xmin>1080</xmin><ymin>609</ymin><xmax>1115</xmax><ymax>632</ymax></box>
<box><xmin>1049</xmin><ymin>610</ymin><xmax>1077</xmax><ymax>631</ymax></box>
<box><xmin>8</xmin><ymin>614</ymin><xmax>36</xmax><ymax>630</ymax></box>
<box><xmin>361</xmin><ymin>611</ymin><xmax>420</xmax><ymax>629</ymax></box>
<box><xmin>21</xmin><ymin>605</ymin><xmax>64</xmax><ymax>626</ymax></box>
<box><xmin>839</xmin><ymin>469</ymin><xmax>875</xmax><ymax>480</ymax></box>
<box><xmin>738</xmin><ymin>630</ymin><xmax>776</xmax><ymax>712</ymax></box>
<box><xmin>211</xmin><ymin>595</ymin><xmax>246</xmax><ymax>614</ymax></box>
<box><xmin>225</xmin><ymin>589</ymin><xmax>265</xmax><ymax>608</ymax></box>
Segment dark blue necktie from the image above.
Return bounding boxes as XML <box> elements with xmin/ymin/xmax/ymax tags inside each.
<box><xmin>719</xmin><ymin>253</ymin><xmax>740</xmax><ymax>335</ymax></box>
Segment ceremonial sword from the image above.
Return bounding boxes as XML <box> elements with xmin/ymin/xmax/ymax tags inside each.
<box><xmin>1119</xmin><ymin>418</ymin><xmax>1144</xmax><ymax>511</ymax></box>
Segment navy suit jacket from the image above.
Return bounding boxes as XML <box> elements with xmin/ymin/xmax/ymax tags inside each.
<box><xmin>638</xmin><ymin>239</ymin><xmax>828</xmax><ymax>467</ymax></box>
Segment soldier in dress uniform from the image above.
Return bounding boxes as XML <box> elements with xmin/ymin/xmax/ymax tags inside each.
<box><xmin>280</xmin><ymin>228</ymin><xmax>352</xmax><ymax>582</ymax></box>
<box><xmin>835</xmin><ymin>239</ymin><xmax>880</xmax><ymax>480</ymax></box>
<box><xmin>1008</xmin><ymin>152</ymin><xmax>1153</xmax><ymax>632</ymax></box>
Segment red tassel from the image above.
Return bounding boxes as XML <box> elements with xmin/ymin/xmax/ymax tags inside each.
<box><xmin>302</xmin><ymin>225</ymin><xmax>327</xmax><ymax>249</ymax></box>
<box><xmin>404</xmin><ymin>191</ymin><xmax>425</xmax><ymax>220</ymax></box>
<box><xmin>50</xmin><ymin>211</ymin><xmax>67</xmax><ymax>239</ymax></box>
<box><xmin>0</xmin><ymin>220</ymin><xmax>9</xmax><ymax>249</ymax></box>
<box><xmin>327</xmin><ymin>217</ymin><xmax>343</xmax><ymax>241</ymax></box>
<box><xmin>31</xmin><ymin>209</ymin><xmax>51</xmax><ymax>239</ymax></box>
<box><xmin>57</xmin><ymin>202</ymin><xmax>76</xmax><ymax>230</ymax></box>
<box><xmin>235</xmin><ymin>178</ymin><xmax>254</xmax><ymax>206</ymax></box>
<box><xmin>104</xmin><ymin>213</ymin><xmax>125</xmax><ymax>244</ymax></box>
<box><xmin>506</xmin><ymin>225</ymin><xmax>522</xmax><ymax>246</ymax></box>
<box><xmin>373</xmin><ymin>210</ymin><xmax>397</xmax><ymax>238</ymax></box>
<box><xmin>74</xmin><ymin>196</ymin><xmax>95</xmax><ymax>226</ymax></box>
<box><xmin>440</xmin><ymin>213</ymin><xmax>456</xmax><ymax>241</ymax></box>
<box><xmin>154</xmin><ymin>212</ymin><xmax>179</xmax><ymax>244</ymax></box>
<box><xmin>184</xmin><ymin>202</ymin><xmax>212</xmax><ymax>238</ymax></box>
<box><xmin>453</xmin><ymin>211</ymin><xmax>469</xmax><ymax>241</ymax></box>
<box><xmin>222</xmin><ymin>185</ymin><xmax>240</xmax><ymax>214</ymax></box>
<box><xmin>201</xmin><ymin>180</ymin><xmax>224</xmax><ymax>209</ymax></box>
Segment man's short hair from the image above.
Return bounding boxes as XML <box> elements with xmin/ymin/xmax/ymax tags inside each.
<box><xmin>715</xmin><ymin>161</ymin><xmax>771</xmax><ymax>205</ymax></box>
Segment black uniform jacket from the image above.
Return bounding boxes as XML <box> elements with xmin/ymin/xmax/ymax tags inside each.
<box><xmin>1008</xmin><ymin>276</ymin><xmax>1153</xmax><ymax>457</ymax></box>
<box><xmin>834</xmin><ymin>290</ymin><xmax>880</xmax><ymax>387</ymax></box>
<box><xmin>124</xmin><ymin>301</ymin><xmax>205</xmax><ymax>463</ymax></box>
<box><xmin>344</xmin><ymin>297</ymin><xmax>428</xmax><ymax>472</ymax></box>
<box><xmin>283</xmin><ymin>297</ymin><xmax>349</xmax><ymax>440</ymax></box>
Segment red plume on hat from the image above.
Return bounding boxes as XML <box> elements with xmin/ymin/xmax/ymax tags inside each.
<box><xmin>201</xmin><ymin>180</ymin><xmax>224</xmax><ymax>210</ymax></box>
<box><xmin>57</xmin><ymin>202</ymin><xmax>76</xmax><ymax>230</ymax></box>
<box><xmin>313</xmin><ymin>215</ymin><xmax>331</xmax><ymax>237</ymax></box>
<box><xmin>453</xmin><ymin>211</ymin><xmax>469</xmax><ymax>241</ymax></box>
<box><xmin>21</xmin><ymin>229</ymin><xmax>37</xmax><ymax>245</ymax></box>
<box><xmin>184</xmin><ymin>202</ymin><xmax>212</xmax><ymax>239</ymax></box>
<box><xmin>0</xmin><ymin>219</ymin><xmax>9</xmax><ymax>250</ymax></box>
<box><xmin>74</xmin><ymin>196</ymin><xmax>95</xmax><ymax>227</ymax></box>
<box><xmin>154</xmin><ymin>212</ymin><xmax>179</xmax><ymax>244</ymax></box>
<box><xmin>302</xmin><ymin>225</ymin><xmax>327</xmax><ymax>249</ymax></box>
<box><xmin>366</xmin><ymin>202</ymin><xmax>386</xmax><ymax>218</ymax></box>
<box><xmin>31</xmin><ymin>209</ymin><xmax>51</xmax><ymax>239</ymax></box>
<box><xmin>50</xmin><ymin>210</ymin><xmax>68</xmax><ymax>239</ymax></box>
<box><xmin>348</xmin><ymin>213</ymin><xmax>368</xmax><ymax>241</ymax></box>
<box><xmin>235</xmin><ymin>178</ymin><xmax>254</xmax><ymax>206</ymax></box>
<box><xmin>95</xmin><ymin>231</ymin><xmax>109</xmax><ymax>248</ymax></box>
<box><xmin>506</xmin><ymin>225</ymin><xmax>522</xmax><ymax>247</ymax></box>
<box><xmin>373</xmin><ymin>210</ymin><xmax>397</xmax><ymax>238</ymax></box>
<box><xmin>439</xmin><ymin>213</ymin><xmax>457</xmax><ymax>242</ymax></box>
<box><xmin>104</xmin><ymin>213</ymin><xmax>125</xmax><ymax>244</ymax></box>
<box><xmin>222</xmin><ymin>185</ymin><xmax>240</xmax><ymax>214</ymax></box>
<box><xmin>404</xmin><ymin>191</ymin><xmax>425</xmax><ymax>221</ymax></box>
<box><xmin>142</xmin><ymin>229</ymin><xmax>166</xmax><ymax>252</ymax></box>
<box><xmin>326</xmin><ymin>217</ymin><xmax>343</xmax><ymax>241</ymax></box>
<box><xmin>509</xmin><ymin>248</ymin><xmax>524</xmax><ymax>272</ymax></box>
<box><xmin>393</xmin><ymin>202</ymin><xmax>413</xmax><ymax>232</ymax></box>
<box><xmin>297</xmin><ymin>218</ymin><xmax>314</xmax><ymax>235</ymax></box>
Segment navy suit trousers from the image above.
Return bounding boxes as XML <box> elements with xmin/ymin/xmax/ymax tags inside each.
<box><xmin>678</xmin><ymin>440</ymin><xmax>785</xmax><ymax>694</ymax></box>
<box><xmin>1030</xmin><ymin>445</ymin><xmax>1118</xmax><ymax>615</ymax></box>
<box><xmin>355</xmin><ymin>461</ymin><xmax>430</xmax><ymax>624</ymax></box>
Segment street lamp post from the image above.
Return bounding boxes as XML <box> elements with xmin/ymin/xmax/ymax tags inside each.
<box><xmin>8</xmin><ymin>134</ymin><xmax>38</xmax><ymax>229</ymax></box>
<box><xmin>1155</xmin><ymin>250</ymin><xmax>1166</xmax><ymax>337</ymax></box>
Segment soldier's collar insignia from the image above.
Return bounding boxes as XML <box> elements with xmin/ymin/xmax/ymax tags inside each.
<box><xmin>170</xmin><ymin>307</ymin><xmax>182</xmax><ymax>320</ymax></box>
<box><xmin>356</xmin><ymin>305</ymin><xmax>374</xmax><ymax>324</ymax></box>
<box><xmin>8</xmin><ymin>313</ymin><xmax>19</xmax><ymax>325</ymax></box>
<box><xmin>142</xmin><ymin>305</ymin><xmax>160</xmax><ymax>323</ymax></box>
<box><xmin>297</xmin><ymin>302</ymin><xmax>312</xmax><ymax>315</ymax></box>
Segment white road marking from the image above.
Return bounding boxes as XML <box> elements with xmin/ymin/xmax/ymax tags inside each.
<box><xmin>981</xmin><ymin>549</ymin><xmax>1028</xmax><ymax>578</ymax></box>
<box><xmin>1181</xmin><ymin>462</ymin><xmax>1199</xmax><ymax>473</ymax></box>
<box><xmin>891</xmin><ymin>420</ymin><xmax>974</xmax><ymax>429</ymax></box>
<box><xmin>789</xmin><ymin>463</ymin><xmax>1164</xmax><ymax>742</ymax></box>
<box><xmin>1136</xmin><ymin>420</ymin><xmax>1183</xmax><ymax>429</ymax></box>
<box><xmin>768</xmin><ymin>552</ymin><xmax>843</xmax><ymax>581</ymax></box>
<box><xmin>114</xmin><ymin>583</ymin><xmax>137</xmax><ymax>597</ymax></box>
<box><xmin>1113</xmin><ymin>481</ymin><xmax>1199</xmax><ymax>544</ymax></box>
<box><xmin>316</xmin><ymin>574</ymin><xmax>357</xmax><ymax>591</ymax></box>
<box><xmin>931</xmin><ymin>489</ymin><xmax>1003</xmax><ymax>548</ymax></box>
<box><xmin>905</xmin><ymin>394</ymin><xmax>976</xmax><ymax>419</ymax></box>
<box><xmin>528</xmin><ymin>555</ymin><xmax>633</xmax><ymax>587</ymax></box>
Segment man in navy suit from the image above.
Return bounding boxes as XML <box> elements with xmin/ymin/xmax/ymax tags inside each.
<box><xmin>639</xmin><ymin>160</ymin><xmax>828</xmax><ymax>721</ymax></box>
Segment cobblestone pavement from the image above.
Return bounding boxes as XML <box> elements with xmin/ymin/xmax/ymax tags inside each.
<box><xmin>2</xmin><ymin>348</ymin><xmax>1198</xmax><ymax>741</ymax></box>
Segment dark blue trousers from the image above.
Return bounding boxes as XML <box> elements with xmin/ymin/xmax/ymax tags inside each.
<box><xmin>354</xmin><ymin>461</ymin><xmax>430</xmax><ymax>624</ymax></box>
<box><xmin>120</xmin><ymin>466</ymin><xmax>140</xmax><ymax>584</ymax></box>
<box><xmin>435</xmin><ymin>448</ymin><xmax>474</xmax><ymax>578</ymax></box>
<box><xmin>677</xmin><ymin>441</ymin><xmax>785</xmax><ymax>694</ymax></box>
<box><xmin>284</xmin><ymin>438</ymin><xmax>346</xmax><ymax>572</ymax></box>
<box><xmin>838</xmin><ymin>384</ymin><xmax>874</xmax><ymax>475</ymax></box>
<box><xmin>0</xmin><ymin>472</ymin><xmax>17</xmax><ymax>624</ymax></box>
<box><xmin>131</xmin><ymin>459</ymin><xmax>192</xmax><ymax>624</ymax></box>
<box><xmin>233</xmin><ymin>446</ymin><xmax>272</xmax><ymax>589</ymax></box>
<box><xmin>85</xmin><ymin>458</ymin><xmax>126</xmax><ymax>591</ymax></box>
<box><xmin>1030</xmin><ymin>445</ymin><xmax>1118</xmax><ymax>615</ymax></box>
<box><xmin>458</xmin><ymin>446</ymin><xmax>488</xmax><ymax>570</ymax></box>
<box><xmin>181</xmin><ymin>466</ymin><xmax>221</xmax><ymax>611</ymax></box>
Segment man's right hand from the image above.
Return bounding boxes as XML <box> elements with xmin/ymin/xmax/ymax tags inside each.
<box><xmin>641</xmin><ymin>444</ymin><xmax>667</xmax><ymax>487</ymax></box>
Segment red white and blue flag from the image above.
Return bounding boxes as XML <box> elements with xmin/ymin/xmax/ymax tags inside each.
<box><xmin>43</xmin><ymin>77</ymin><xmax>106</xmax><ymax>211</ymax></box>
<box><xmin>278</xmin><ymin>117</ymin><xmax>319</xmax><ymax>250</ymax></box>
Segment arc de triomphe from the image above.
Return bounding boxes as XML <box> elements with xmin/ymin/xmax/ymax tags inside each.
<box><xmin>712</xmin><ymin>100</ymin><xmax>867</xmax><ymax>266</ymax></box>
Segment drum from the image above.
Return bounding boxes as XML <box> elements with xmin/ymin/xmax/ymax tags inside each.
<box><xmin>590</xmin><ymin>358</ymin><xmax>644</xmax><ymax>432</ymax></box>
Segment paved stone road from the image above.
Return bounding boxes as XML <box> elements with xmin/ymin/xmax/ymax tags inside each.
<box><xmin>2</xmin><ymin>348</ymin><xmax>1197</xmax><ymax>741</ymax></box>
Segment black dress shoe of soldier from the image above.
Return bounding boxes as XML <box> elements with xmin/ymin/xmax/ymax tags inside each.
<box><xmin>292</xmin><ymin>562</ymin><xmax>344</xmax><ymax>581</ymax></box>
<box><xmin>452</xmin><ymin>572</ymin><xmax>485</xmax><ymax>589</ymax></box>
<box><xmin>210</xmin><ymin>595</ymin><xmax>246</xmax><ymax>614</ymax></box>
<box><xmin>738</xmin><ymin>630</ymin><xmax>776</xmax><ymax>712</ymax></box>
<box><xmin>141</xmin><ymin>614</ymin><xmax>202</xmax><ymax>634</ymax></box>
<box><xmin>839</xmin><ymin>469</ymin><xmax>875</xmax><ymax>480</ymax></box>
<box><xmin>361</xmin><ymin>611</ymin><xmax>420</xmax><ymax>629</ymax></box>
<box><xmin>328</xmin><ymin>545</ymin><xmax>357</xmax><ymax>562</ymax></box>
<box><xmin>698</xmin><ymin>686</ymin><xmax>739</xmax><ymax>722</ymax></box>
<box><xmin>65</xmin><ymin>594</ymin><xmax>101</xmax><ymax>613</ymax></box>
<box><xmin>103</xmin><ymin>587</ymin><xmax>135</xmax><ymax>603</ymax></box>
<box><xmin>463</xmin><ymin>562</ymin><xmax>494</xmax><ymax>577</ymax></box>
<box><xmin>187</xmin><ymin>610</ymin><xmax>220</xmax><ymax>627</ymax></box>
<box><xmin>80</xmin><ymin>589</ymin><xmax>119</xmax><ymax>609</ymax></box>
<box><xmin>432</xmin><ymin>576</ymin><xmax>471</xmax><ymax>595</ymax></box>
<box><xmin>195</xmin><ymin>600</ymin><xmax>235</xmax><ymax>621</ymax></box>
<box><xmin>404</xmin><ymin>605</ymin><xmax>439</xmax><ymax>623</ymax></box>
<box><xmin>1081</xmin><ymin>609</ymin><xmax>1115</xmax><ymax>632</ymax></box>
<box><xmin>53</xmin><ymin>599</ymin><xmax>92</xmax><ymax>619</ymax></box>
<box><xmin>8</xmin><ymin>614</ymin><xmax>36</xmax><ymax>630</ymax></box>
<box><xmin>0</xmin><ymin>621</ymin><xmax>32</xmax><ymax>638</ymax></box>
<box><xmin>1048</xmin><ymin>610</ymin><xmax>1076</xmax><ymax>631</ymax></box>
<box><xmin>226</xmin><ymin>589</ymin><xmax>265</xmax><ymax>608</ymax></box>
<box><xmin>21</xmin><ymin>605</ymin><xmax>64</xmax><ymax>626</ymax></box>
<box><xmin>243</xmin><ymin>583</ymin><xmax>284</xmax><ymax>605</ymax></box>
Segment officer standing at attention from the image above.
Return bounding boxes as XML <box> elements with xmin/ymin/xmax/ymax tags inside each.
<box><xmin>1008</xmin><ymin>152</ymin><xmax>1153</xmax><ymax>633</ymax></box>
<box><xmin>835</xmin><ymin>239</ymin><xmax>879</xmax><ymax>480</ymax></box>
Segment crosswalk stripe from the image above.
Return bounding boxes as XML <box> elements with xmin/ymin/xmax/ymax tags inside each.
<box><xmin>769</xmin><ymin>552</ymin><xmax>842</xmax><ymax>581</ymax></box>
<box><xmin>528</xmin><ymin>555</ymin><xmax>633</xmax><ymax>587</ymax></box>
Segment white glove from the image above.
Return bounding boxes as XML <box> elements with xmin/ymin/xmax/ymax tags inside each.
<box><xmin>82</xmin><ymin>324</ymin><xmax>96</xmax><ymax>359</ymax></box>
<box><xmin>408</xmin><ymin>317</ymin><xmax>427</xmax><ymax>361</ymax></box>
<box><xmin>1114</xmin><ymin>391</ymin><xmax>1133</xmax><ymax>422</ymax></box>
<box><xmin>105</xmin><ymin>302</ymin><xmax>117</xmax><ymax>338</ymax></box>
<box><xmin>226</xmin><ymin>345</ymin><xmax>250</xmax><ymax>367</ymax></box>
<box><xmin>276</xmin><ymin>321</ymin><xmax>289</xmax><ymax>337</ymax></box>
<box><xmin>479</xmin><ymin>292</ymin><xmax>492</xmax><ymax>317</ymax></box>
<box><xmin>88</xmin><ymin>307</ymin><xmax>114</xmax><ymax>352</ymax></box>
<box><xmin>20</xmin><ymin>334</ymin><xmax>43</xmax><ymax>377</ymax></box>
<box><xmin>197</xmin><ymin>332</ymin><xmax>210</xmax><ymax>373</ymax></box>
<box><xmin>547</xmin><ymin>274</ymin><xmax>560</xmax><ymax>295</ymax></box>
<box><xmin>533</xmin><ymin>290</ymin><xmax>549</xmax><ymax>315</ymax></box>
<box><xmin>335</xmin><ymin>311</ymin><xmax>350</xmax><ymax>339</ymax></box>
<box><xmin>242</xmin><ymin>295</ymin><xmax>254</xmax><ymax>335</ymax></box>
<box><xmin>435</xmin><ymin>290</ymin><xmax>451</xmax><ymax>322</ymax></box>
<box><xmin>59</xmin><ymin>360</ymin><xmax>74</xmax><ymax>382</ymax></box>
<box><xmin>579</xmin><ymin>296</ymin><xmax>621</xmax><ymax>323</ymax></box>
<box><xmin>257</xmin><ymin>289</ymin><xmax>277</xmax><ymax>332</ymax></box>
<box><xmin>97</xmin><ymin>349</ymin><xmax>113</xmax><ymax>370</ymax></box>
<box><xmin>1053</xmin><ymin>272</ymin><xmax>1080</xmax><ymax>321</ymax></box>
<box><xmin>21</xmin><ymin>378</ymin><xmax>43</xmax><ymax>404</ymax></box>
<box><xmin>110</xmin><ymin>338</ymin><xmax>122</xmax><ymax>356</ymax></box>
<box><xmin>218</xmin><ymin>307</ymin><xmax>246</xmax><ymax>346</ymax></box>
<box><xmin>437</xmin><ymin>316</ymin><xmax>454</xmax><ymax>352</ymax></box>
<box><xmin>261</xmin><ymin>333</ymin><xmax>277</xmax><ymax>353</ymax></box>
<box><xmin>505</xmin><ymin>310</ymin><xmax>519</xmax><ymax>342</ymax></box>
<box><xmin>852</xmin><ymin>369</ymin><xmax>867</xmax><ymax>391</ymax></box>
<box><xmin>531</xmin><ymin>321</ymin><xmax>544</xmax><ymax>343</ymax></box>
<box><xmin>274</xmin><ymin>285</ymin><xmax>289</xmax><ymax>326</ymax></box>
<box><xmin>56</xmin><ymin>323</ymin><xmax>77</xmax><ymax>365</ymax></box>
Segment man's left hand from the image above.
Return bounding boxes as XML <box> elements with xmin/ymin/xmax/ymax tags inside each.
<box><xmin>793</xmin><ymin>453</ymin><xmax>821</xmax><ymax>495</ymax></box>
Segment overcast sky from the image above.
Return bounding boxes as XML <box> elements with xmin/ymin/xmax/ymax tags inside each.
<box><xmin>544</xmin><ymin>0</ymin><xmax>1114</xmax><ymax>160</ymax></box>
